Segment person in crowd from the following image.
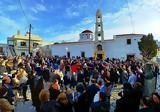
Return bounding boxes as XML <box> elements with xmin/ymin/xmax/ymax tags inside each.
<box><xmin>128</xmin><ymin>70</ymin><xmax>137</xmax><ymax>87</ymax></box>
<box><xmin>34</xmin><ymin>68</ymin><xmax>51</xmax><ymax>112</ymax></box>
<box><xmin>5</xmin><ymin>58</ymin><xmax>13</xmax><ymax>74</ymax></box>
<box><xmin>121</xmin><ymin>66</ymin><xmax>128</xmax><ymax>84</ymax></box>
<box><xmin>139</xmin><ymin>96</ymin><xmax>153</xmax><ymax>112</ymax></box>
<box><xmin>16</xmin><ymin>68</ymin><xmax>29</xmax><ymax>101</ymax></box>
<box><xmin>110</xmin><ymin>68</ymin><xmax>119</xmax><ymax>84</ymax></box>
<box><xmin>49</xmin><ymin>79</ymin><xmax>60</xmax><ymax>100</ymax></box>
<box><xmin>63</xmin><ymin>71</ymin><xmax>71</xmax><ymax>87</ymax></box>
<box><xmin>0</xmin><ymin>86</ymin><xmax>14</xmax><ymax>112</ymax></box>
<box><xmin>28</xmin><ymin>70</ymin><xmax>36</xmax><ymax>106</ymax></box>
<box><xmin>151</xmin><ymin>92</ymin><xmax>160</xmax><ymax>112</ymax></box>
<box><xmin>0</xmin><ymin>59</ymin><xmax>7</xmax><ymax>74</ymax></box>
<box><xmin>70</xmin><ymin>72</ymin><xmax>77</xmax><ymax>89</ymax></box>
<box><xmin>132</xmin><ymin>82</ymin><xmax>143</xmax><ymax>112</ymax></box>
<box><xmin>100</xmin><ymin>78</ymin><xmax>112</xmax><ymax>110</ymax></box>
<box><xmin>91</xmin><ymin>92</ymin><xmax>109</xmax><ymax>112</ymax></box>
<box><xmin>77</xmin><ymin>68</ymin><xmax>85</xmax><ymax>83</ymax></box>
<box><xmin>81</xmin><ymin>78</ymin><xmax>100</xmax><ymax>112</ymax></box>
<box><xmin>73</xmin><ymin>83</ymin><xmax>86</xmax><ymax>112</ymax></box>
<box><xmin>39</xmin><ymin>89</ymin><xmax>60</xmax><ymax>112</ymax></box>
<box><xmin>2</xmin><ymin>75</ymin><xmax>15</xmax><ymax>104</ymax></box>
<box><xmin>56</xmin><ymin>92</ymin><xmax>73</xmax><ymax>112</ymax></box>
<box><xmin>115</xmin><ymin>83</ymin><xmax>133</xmax><ymax>112</ymax></box>
<box><xmin>136</xmin><ymin>66</ymin><xmax>144</xmax><ymax>85</ymax></box>
<box><xmin>66</xmin><ymin>88</ymin><xmax>74</xmax><ymax>105</ymax></box>
<box><xmin>93</xmin><ymin>79</ymin><xmax>104</xmax><ymax>102</ymax></box>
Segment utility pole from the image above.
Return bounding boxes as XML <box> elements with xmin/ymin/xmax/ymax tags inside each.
<box><xmin>29</xmin><ymin>24</ymin><xmax>32</xmax><ymax>56</ymax></box>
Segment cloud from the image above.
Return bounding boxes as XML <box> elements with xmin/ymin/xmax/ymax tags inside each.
<box><xmin>31</xmin><ymin>3</ymin><xmax>47</xmax><ymax>13</ymax></box>
<box><xmin>51</xmin><ymin>18</ymin><xmax>95</xmax><ymax>42</ymax></box>
<box><xmin>0</xmin><ymin>16</ymin><xmax>20</xmax><ymax>28</ymax></box>
<box><xmin>0</xmin><ymin>16</ymin><xmax>26</xmax><ymax>43</ymax></box>
<box><xmin>31</xmin><ymin>8</ymin><xmax>38</xmax><ymax>13</ymax></box>
<box><xmin>27</xmin><ymin>14</ymin><xmax>38</xmax><ymax>21</ymax></box>
<box><xmin>65</xmin><ymin>2</ymin><xmax>89</xmax><ymax>17</ymax></box>
<box><xmin>82</xmin><ymin>17</ymin><xmax>94</xmax><ymax>24</ymax></box>
<box><xmin>102</xmin><ymin>0</ymin><xmax>160</xmax><ymax>40</ymax></box>
<box><xmin>51</xmin><ymin>31</ymin><xmax>79</xmax><ymax>42</ymax></box>
<box><xmin>36</xmin><ymin>3</ymin><xmax>47</xmax><ymax>11</ymax></box>
<box><xmin>53</xmin><ymin>0</ymin><xmax>160</xmax><ymax>43</ymax></box>
<box><xmin>66</xmin><ymin>8</ymin><xmax>79</xmax><ymax>17</ymax></box>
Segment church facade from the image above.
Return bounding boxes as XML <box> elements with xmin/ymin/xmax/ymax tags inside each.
<box><xmin>51</xmin><ymin>10</ymin><xmax>144</xmax><ymax>60</ymax></box>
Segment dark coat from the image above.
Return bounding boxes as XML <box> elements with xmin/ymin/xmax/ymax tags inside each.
<box><xmin>86</xmin><ymin>84</ymin><xmax>100</xmax><ymax>104</ymax></box>
<box><xmin>34</xmin><ymin>77</ymin><xmax>44</xmax><ymax>112</ymax></box>
<box><xmin>58</xmin><ymin>102</ymin><xmax>73</xmax><ymax>112</ymax></box>
<box><xmin>49</xmin><ymin>88</ymin><xmax>60</xmax><ymax>100</ymax></box>
<box><xmin>40</xmin><ymin>100</ymin><xmax>60</xmax><ymax>112</ymax></box>
<box><xmin>115</xmin><ymin>96</ymin><xmax>134</xmax><ymax>112</ymax></box>
<box><xmin>138</xmin><ymin>107</ymin><xmax>154</xmax><ymax>112</ymax></box>
<box><xmin>74</xmin><ymin>92</ymin><xmax>90</xmax><ymax>112</ymax></box>
<box><xmin>91</xmin><ymin>101</ymin><xmax>109</xmax><ymax>112</ymax></box>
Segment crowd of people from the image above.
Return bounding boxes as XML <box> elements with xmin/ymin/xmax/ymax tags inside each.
<box><xmin>0</xmin><ymin>53</ymin><xmax>160</xmax><ymax>112</ymax></box>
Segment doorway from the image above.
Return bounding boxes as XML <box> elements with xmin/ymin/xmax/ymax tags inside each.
<box><xmin>67</xmin><ymin>52</ymin><xmax>70</xmax><ymax>58</ymax></box>
<box><xmin>81</xmin><ymin>51</ymin><xmax>85</xmax><ymax>58</ymax></box>
<box><xmin>127</xmin><ymin>54</ymin><xmax>135</xmax><ymax>60</ymax></box>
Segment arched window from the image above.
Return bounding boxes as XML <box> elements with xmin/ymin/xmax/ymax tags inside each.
<box><xmin>97</xmin><ymin>16</ymin><xmax>101</xmax><ymax>22</ymax></box>
<box><xmin>98</xmin><ymin>25</ymin><xmax>101</xmax><ymax>31</ymax></box>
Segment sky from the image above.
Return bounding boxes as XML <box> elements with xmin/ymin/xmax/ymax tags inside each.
<box><xmin>0</xmin><ymin>0</ymin><xmax>160</xmax><ymax>43</ymax></box>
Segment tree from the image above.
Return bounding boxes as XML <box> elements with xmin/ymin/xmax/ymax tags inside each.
<box><xmin>138</xmin><ymin>33</ymin><xmax>158</xmax><ymax>60</ymax></box>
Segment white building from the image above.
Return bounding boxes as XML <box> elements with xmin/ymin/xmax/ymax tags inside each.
<box><xmin>51</xmin><ymin>9</ymin><xmax>144</xmax><ymax>60</ymax></box>
<box><xmin>7</xmin><ymin>31</ymin><xmax>44</xmax><ymax>56</ymax></box>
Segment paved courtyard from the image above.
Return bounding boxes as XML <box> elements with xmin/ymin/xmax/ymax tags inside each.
<box><xmin>15</xmin><ymin>84</ymin><xmax>122</xmax><ymax>112</ymax></box>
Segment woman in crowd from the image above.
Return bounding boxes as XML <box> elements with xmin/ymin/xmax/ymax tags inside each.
<box><xmin>56</xmin><ymin>92</ymin><xmax>73</xmax><ymax>112</ymax></box>
<box><xmin>39</xmin><ymin>89</ymin><xmax>60</xmax><ymax>112</ymax></box>
<box><xmin>16</xmin><ymin>68</ymin><xmax>28</xmax><ymax>101</ymax></box>
<box><xmin>0</xmin><ymin>86</ymin><xmax>14</xmax><ymax>112</ymax></box>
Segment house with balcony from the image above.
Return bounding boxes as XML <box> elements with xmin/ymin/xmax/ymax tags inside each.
<box><xmin>7</xmin><ymin>31</ymin><xmax>43</xmax><ymax>56</ymax></box>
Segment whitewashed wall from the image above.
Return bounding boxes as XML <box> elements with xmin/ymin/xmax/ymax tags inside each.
<box><xmin>51</xmin><ymin>34</ymin><xmax>143</xmax><ymax>59</ymax></box>
<box><xmin>103</xmin><ymin>35</ymin><xmax>143</xmax><ymax>60</ymax></box>
<box><xmin>52</xmin><ymin>42</ymin><xmax>94</xmax><ymax>57</ymax></box>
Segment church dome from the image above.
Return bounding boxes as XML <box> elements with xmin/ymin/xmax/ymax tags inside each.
<box><xmin>79</xmin><ymin>30</ymin><xmax>94</xmax><ymax>42</ymax></box>
<box><xmin>81</xmin><ymin>30</ymin><xmax>93</xmax><ymax>34</ymax></box>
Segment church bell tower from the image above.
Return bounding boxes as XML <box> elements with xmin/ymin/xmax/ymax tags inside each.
<box><xmin>94</xmin><ymin>9</ymin><xmax>105</xmax><ymax>60</ymax></box>
<box><xmin>95</xmin><ymin>9</ymin><xmax>104</xmax><ymax>43</ymax></box>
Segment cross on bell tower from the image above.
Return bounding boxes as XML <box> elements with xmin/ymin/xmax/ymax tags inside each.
<box><xmin>95</xmin><ymin>9</ymin><xmax>104</xmax><ymax>42</ymax></box>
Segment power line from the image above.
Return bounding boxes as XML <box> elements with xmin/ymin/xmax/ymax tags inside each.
<box><xmin>17</xmin><ymin>0</ymin><xmax>30</xmax><ymax>25</ymax></box>
<box><xmin>125</xmin><ymin>0</ymin><xmax>135</xmax><ymax>34</ymax></box>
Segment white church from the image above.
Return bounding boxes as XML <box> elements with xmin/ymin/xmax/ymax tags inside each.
<box><xmin>51</xmin><ymin>9</ymin><xmax>144</xmax><ymax>60</ymax></box>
